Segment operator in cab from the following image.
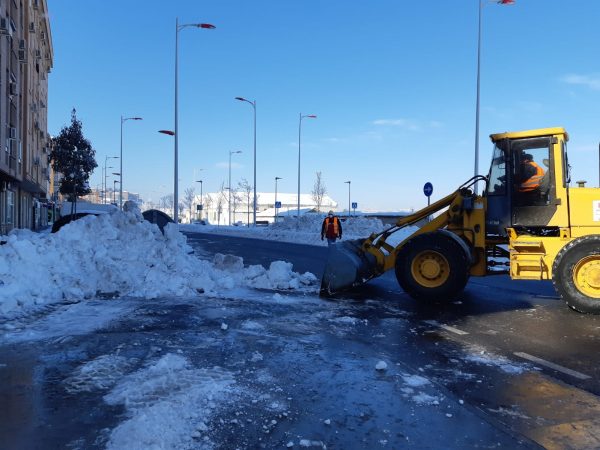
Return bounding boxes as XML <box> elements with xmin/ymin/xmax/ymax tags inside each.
<box><xmin>517</xmin><ymin>152</ymin><xmax>545</xmax><ymax>205</ymax></box>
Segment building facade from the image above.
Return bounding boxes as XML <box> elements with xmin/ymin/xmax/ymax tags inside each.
<box><xmin>0</xmin><ymin>0</ymin><xmax>53</xmax><ymax>234</ymax></box>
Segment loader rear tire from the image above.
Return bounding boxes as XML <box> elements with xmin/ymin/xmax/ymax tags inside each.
<box><xmin>395</xmin><ymin>232</ymin><xmax>469</xmax><ymax>302</ymax></box>
<box><xmin>552</xmin><ymin>235</ymin><xmax>600</xmax><ymax>314</ymax></box>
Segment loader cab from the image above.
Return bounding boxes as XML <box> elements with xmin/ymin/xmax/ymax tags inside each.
<box><xmin>485</xmin><ymin>128</ymin><xmax>568</xmax><ymax>236</ymax></box>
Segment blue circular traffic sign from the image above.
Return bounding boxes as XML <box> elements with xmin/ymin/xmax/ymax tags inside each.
<box><xmin>423</xmin><ymin>182</ymin><xmax>433</xmax><ymax>197</ymax></box>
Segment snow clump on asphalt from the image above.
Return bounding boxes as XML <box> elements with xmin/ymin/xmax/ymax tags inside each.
<box><xmin>375</xmin><ymin>361</ymin><xmax>388</xmax><ymax>371</ymax></box>
<box><xmin>0</xmin><ymin>203</ymin><xmax>317</xmax><ymax>318</ymax></box>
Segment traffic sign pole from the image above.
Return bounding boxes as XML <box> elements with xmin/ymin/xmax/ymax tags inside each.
<box><xmin>423</xmin><ymin>182</ymin><xmax>433</xmax><ymax>218</ymax></box>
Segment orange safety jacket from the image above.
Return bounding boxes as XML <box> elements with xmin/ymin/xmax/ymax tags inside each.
<box><xmin>519</xmin><ymin>161</ymin><xmax>545</xmax><ymax>192</ymax></box>
<box><xmin>322</xmin><ymin>216</ymin><xmax>341</xmax><ymax>238</ymax></box>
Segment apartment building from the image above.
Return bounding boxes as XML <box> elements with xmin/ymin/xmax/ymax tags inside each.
<box><xmin>0</xmin><ymin>0</ymin><xmax>53</xmax><ymax>234</ymax></box>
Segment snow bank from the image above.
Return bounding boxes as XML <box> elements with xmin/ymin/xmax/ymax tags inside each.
<box><xmin>183</xmin><ymin>214</ymin><xmax>419</xmax><ymax>247</ymax></box>
<box><xmin>0</xmin><ymin>204</ymin><xmax>317</xmax><ymax>318</ymax></box>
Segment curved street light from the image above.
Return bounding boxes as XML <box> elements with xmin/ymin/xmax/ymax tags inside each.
<box><xmin>473</xmin><ymin>0</ymin><xmax>514</xmax><ymax>194</ymax></box>
<box><xmin>173</xmin><ymin>19</ymin><xmax>216</xmax><ymax>224</ymax></box>
<box><xmin>120</xmin><ymin>116</ymin><xmax>142</xmax><ymax>209</ymax></box>
<box><xmin>158</xmin><ymin>130</ymin><xmax>176</xmax><ymax>220</ymax></box>
<box><xmin>228</xmin><ymin>150</ymin><xmax>242</xmax><ymax>225</ymax></box>
<box><xmin>195</xmin><ymin>179</ymin><xmax>203</xmax><ymax>221</ymax></box>
<box><xmin>275</xmin><ymin>176</ymin><xmax>282</xmax><ymax>223</ymax></box>
<box><xmin>113</xmin><ymin>180</ymin><xmax>120</xmax><ymax>205</ymax></box>
<box><xmin>235</xmin><ymin>96</ymin><xmax>257</xmax><ymax>226</ymax></box>
<box><xmin>297</xmin><ymin>113</ymin><xmax>317</xmax><ymax>219</ymax></box>
<box><xmin>344</xmin><ymin>180</ymin><xmax>351</xmax><ymax>217</ymax></box>
<box><xmin>102</xmin><ymin>156</ymin><xmax>118</xmax><ymax>204</ymax></box>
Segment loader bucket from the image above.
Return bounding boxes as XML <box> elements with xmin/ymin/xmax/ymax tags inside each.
<box><xmin>320</xmin><ymin>239</ymin><xmax>380</xmax><ymax>296</ymax></box>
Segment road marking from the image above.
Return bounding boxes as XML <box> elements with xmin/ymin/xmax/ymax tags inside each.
<box><xmin>514</xmin><ymin>352</ymin><xmax>592</xmax><ymax>380</ymax></box>
<box><xmin>423</xmin><ymin>320</ymin><xmax>469</xmax><ymax>335</ymax></box>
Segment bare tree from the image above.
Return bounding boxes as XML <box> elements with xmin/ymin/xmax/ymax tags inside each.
<box><xmin>312</xmin><ymin>171</ymin><xmax>327</xmax><ymax>212</ymax></box>
<box><xmin>232</xmin><ymin>188</ymin><xmax>243</xmax><ymax>224</ymax></box>
<box><xmin>160</xmin><ymin>194</ymin><xmax>174</xmax><ymax>212</ymax></box>
<box><xmin>216</xmin><ymin>182</ymin><xmax>227</xmax><ymax>226</ymax></box>
<box><xmin>238</xmin><ymin>178</ymin><xmax>252</xmax><ymax>226</ymax></box>
<box><xmin>183</xmin><ymin>187</ymin><xmax>196</xmax><ymax>223</ymax></box>
<box><xmin>203</xmin><ymin>194</ymin><xmax>213</xmax><ymax>223</ymax></box>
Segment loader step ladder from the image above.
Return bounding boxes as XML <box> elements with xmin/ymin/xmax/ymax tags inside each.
<box><xmin>510</xmin><ymin>240</ymin><xmax>548</xmax><ymax>280</ymax></box>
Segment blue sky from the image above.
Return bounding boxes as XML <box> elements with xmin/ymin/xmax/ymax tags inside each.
<box><xmin>47</xmin><ymin>0</ymin><xmax>600</xmax><ymax>211</ymax></box>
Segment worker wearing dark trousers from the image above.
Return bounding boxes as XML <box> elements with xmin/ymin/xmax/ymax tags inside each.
<box><xmin>321</xmin><ymin>210</ymin><xmax>342</xmax><ymax>246</ymax></box>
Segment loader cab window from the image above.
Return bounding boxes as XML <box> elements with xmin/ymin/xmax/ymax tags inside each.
<box><xmin>487</xmin><ymin>144</ymin><xmax>507</xmax><ymax>196</ymax></box>
<box><xmin>512</xmin><ymin>142</ymin><xmax>551</xmax><ymax>207</ymax></box>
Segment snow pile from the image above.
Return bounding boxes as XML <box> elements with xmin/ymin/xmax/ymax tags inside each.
<box><xmin>0</xmin><ymin>205</ymin><xmax>317</xmax><ymax>318</ymax></box>
<box><xmin>212</xmin><ymin>254</ymin><xmax>317</xmax><ymax>290</ymax></box>
<box><xmin>183</xmin><ymin>214</ymin><xmax>419</xmax><ymax>247</ymax></box>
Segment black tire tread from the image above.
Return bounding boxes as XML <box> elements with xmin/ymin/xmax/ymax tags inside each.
<box><xmin>552</xmin><ymin>235</ymin><xmax>600</xmax><ymax>314</ymax></box>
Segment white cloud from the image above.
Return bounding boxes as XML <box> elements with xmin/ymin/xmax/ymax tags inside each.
<box><xmin>561</xmin><ymin>74</ymin><xmax>600</xmax><ymax>91</ymax></box>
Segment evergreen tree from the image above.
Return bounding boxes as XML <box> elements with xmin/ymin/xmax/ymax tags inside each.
<box><xmin>50</xmin><ymin>109</ymin><xmax>98</xmax><ymax>202</ymax></box>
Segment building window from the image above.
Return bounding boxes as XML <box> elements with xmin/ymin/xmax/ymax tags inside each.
<box><xmin>6</xmin><ymin>190</ymin><xmax>14</xmax><ymax>225</ymax></box>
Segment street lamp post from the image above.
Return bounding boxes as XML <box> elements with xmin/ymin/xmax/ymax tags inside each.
<box><xmin>104</xmin><ymin>168</ymin><xmax>113</xmax><ymax>204</ymax></box>
<box><xmin>228</xmin><ymin>150</ymin><xmax>242</xmax><ymax>225</ymax></box>
<box><xmin>195</xmin><ymin>180</ymin><xmax>203</xmax><ymax>220</ymax></box>
<box><xmin>113</xmin><ymin>180</ymin><xmax>120</xmax><ymax>205</ymax></box>
<box><xmin>275</xmin><ymin>176</ymin><xmax>282</xmax><ymax>223</ymax></box>
<box><xmin>112</xmin><ymin>172</ymin><xmax>121</xmax><ymax>204</ymax></box>
<box><xmin>103</xmin><ymin>156</ymin><xmax>118</xmax><ymax>204</ymax></box>
<box><xmin>120</xmin><ymin>116</ymin><xmax>142</xmax><ymax>209</ymax></box>
<box><xmin>158</xmin><ymin>129</ymin><xmax>176</xmax><ymax>220</ymax></box>
<box><xmin>345</xmin><ymin>180</ymin><xmax>351</xmax><ymax>217</ymax></box>
<box><xmin>235</xmin><ymin>97</ymin><xmax>257</xmax><ymax>226</ymax></box>
<box><xmin>297</xmin><ymin>113</ymin><xmax>317</xmax><ymax>219</ymax></box>
<box><xmin>173</xmin><ymin>19</ymin><xmax>216</xmax><ymax>224</ymax></box>
<box><xmin>474</xmin><ymin>0</ymin><xmax>514</xmax><ymax>194</ymax></box>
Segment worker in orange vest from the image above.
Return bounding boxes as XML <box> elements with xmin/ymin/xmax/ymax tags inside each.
<box><xmin>321</xmin><ymin>210</ymin><xmax>342</xmax><ymax>245</ymax></box>
<box><xmin>519</xmin><ymin>153</ymin><xmax>545</xmax><ymax>193</ymax></box>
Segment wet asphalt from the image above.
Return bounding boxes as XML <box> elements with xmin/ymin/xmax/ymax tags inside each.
<box><xmin>2</xmin><ymin>231</ymin><xmax>600</xmax><ymax>448</ymax></box>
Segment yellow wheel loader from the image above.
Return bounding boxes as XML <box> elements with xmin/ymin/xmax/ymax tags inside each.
<box><xmin>321</xmin><ymin>127</ymin><xmax>600</xmax><ymax>314</ymax></box>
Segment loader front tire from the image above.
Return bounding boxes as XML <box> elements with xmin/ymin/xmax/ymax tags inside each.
<box><xmin>553</xmin><ymin>235</ymin><xmax>600</xmax><ymax>314</ymax></box>
<box><xmin>395</xmin><ymin>232</ymin><xmax>469</xmax><ymax>302</ymax></box>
